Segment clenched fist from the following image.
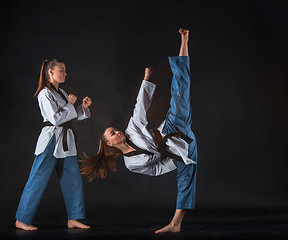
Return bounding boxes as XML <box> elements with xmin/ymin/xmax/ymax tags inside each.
<box><xmin>68</xmin><ymin>94</ymin><xmax>77</xmax><ymax>105</ymax></box>
<box><xmin>82</xmin><ymin>97</ymin><xmax>92</xmax><ymax>109</ymax></box>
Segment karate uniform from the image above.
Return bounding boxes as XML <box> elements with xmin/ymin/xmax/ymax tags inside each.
<box><xmin>15</xmin><ymin>87</ymin><xmax>90</xmax><ymax>224</ymax></box>
<box><xmin>124</xmin><ymin>56</ymin><xmax>197</xmax><ymax>209</ymax></box>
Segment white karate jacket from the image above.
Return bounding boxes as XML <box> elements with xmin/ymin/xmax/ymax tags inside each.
<box><xmin>124</xmin><ymin>80</ymin><xmax>195</xmax><ymax>176</ymax></box>
<box><xmin>34</xmin><ymin>87</ymin><xmax>91</xmax><ymax>158</ymax></box>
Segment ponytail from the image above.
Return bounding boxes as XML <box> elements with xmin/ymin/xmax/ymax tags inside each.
<box><xmin>80</xmin><ymin>134</ymin><xmax>123</xmax><ymax>181</ymax></box>
<box><xmin>34</xmin><ymin>59</ymin><xmax>63</xmax><ymax>97</ymax></box>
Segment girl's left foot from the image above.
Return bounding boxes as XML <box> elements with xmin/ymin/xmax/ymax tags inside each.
<box><xmin>67</xmin><ymin>220</ymin><xmax>90</xmax><ymax>229</ymax></box>
<box><xmin>155</xmin><ymin>223</ymin><xmax>181</xmax><ymax>234</ymax></box>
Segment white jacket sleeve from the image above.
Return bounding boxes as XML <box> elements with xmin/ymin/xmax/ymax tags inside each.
<box><xmin>124</xmin><ymin>154</ymin><xmax>177</xmax><ymax>176</ymax></box>
<box><xmin>59</xmin><ymin>88</ymin><xmax>91</xmax><ymax>121</ymax></box>
<box><xmin>38</xmin><ymin>89</ymin><xmax>77</xmax><ymax>126</ymax></box>
<box><xmin>130</xmin><ymin>80</ymin><xmax>156</xmax><ymax>129</ymax></box>
<box><xmin>75</xmin><ymin>105</ymin><xmax>91</xmax><ymax>121</ymax></box>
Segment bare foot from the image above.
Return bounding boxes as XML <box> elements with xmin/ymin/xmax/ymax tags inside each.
<box><xmin>15</xmin><ymin>220</ymin><xmax>38</xmax><ymax>231</ymax></box>
<box><xmin>67</xmin><ymin>220</ymin><xmax>90</xmax><ymax>229</ymax></box>
<box><xmin>179</xmin><ymin>29</ymin><xmax>189</xmax><ymax>41</ymax></box>
<box><xmin>155</xmin><ymin>223</ymin><xmax>181</xmax><ymax>234</ymax></box>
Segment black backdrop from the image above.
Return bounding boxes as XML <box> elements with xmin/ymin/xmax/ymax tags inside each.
<box><xmin>2</xmin><ymin>0</ymin><xmax>288</xmax><ymax>223</ymax></box>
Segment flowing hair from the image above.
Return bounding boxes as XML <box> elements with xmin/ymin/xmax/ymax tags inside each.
<box><xmin>80</xmin><ymin>130</ymin><xmax>123</xmax><ymax>181</ymax></box>
<box><xmin>34</xmin><ymin>59</ymin><xmax>64</xmax><ymax>97</ymax></box>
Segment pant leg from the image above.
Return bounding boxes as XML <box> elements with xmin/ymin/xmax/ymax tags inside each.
<box><xmin>164</xmin><ymin>56</ymin><xmax>192</xmax><ymax>132</ymax></box>
<box><xmin>56</xmin><ymin>156</ymin><xmax>86</xmax><ymax>220</ymax></box>
<box><xmin>163</xmin><ymin>56</ymin><xmax>197</xmax><ymax>150</ymax></box>
<box><xmin>162</xmin><ymin>56</ymin><xmax>198</xmax><ymax>210</ymax></box>
<box><xmin>15</xmin><ymin>136</ymin><xmax>57</xmax><ymax>224</ymax></box>
<box><xmin>176</xmin><ymin>161</ymin><xmax>197</xmax><ymax>209</ymax></box>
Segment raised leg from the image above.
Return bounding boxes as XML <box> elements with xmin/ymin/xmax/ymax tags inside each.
<box><xmin>156</xmin><ymin>29</ymin><xmax>197</xmax><ymax>234</ymax></box>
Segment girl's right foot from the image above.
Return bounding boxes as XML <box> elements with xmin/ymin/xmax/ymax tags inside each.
<box><xmin>15</xmin><ymin>220</ymin><xmax>38</xmax><ymax>231</ymax></box>
<box><xmin>179</xmin><ymin>29</ymin><xmax>189</xmax><ymax>41</ymax></box>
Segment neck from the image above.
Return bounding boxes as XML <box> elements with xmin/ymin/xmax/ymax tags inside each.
<box><xmin>116</xmin><ymin>142</ymin><xmax>135</xmax><ymax>154</ymax></box>
<box><xmin>49</xmin><ymin>80</ymin><xmax>59</xmax><ymax>90</ymax></box>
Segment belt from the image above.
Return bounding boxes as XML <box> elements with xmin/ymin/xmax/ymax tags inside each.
<box><xmin>43</xmin><ymin>121</ymin><xmax>75</xmax><ymax>152</ymax></box>
<box><xmin>153</xmin><ymin>129</ymin><xmax>193</xmax><ymax>163</ymax></box>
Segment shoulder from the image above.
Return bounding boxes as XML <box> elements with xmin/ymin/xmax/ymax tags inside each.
<box><xmin>38</xmin><ymin>87</ymin><xmax>56</xmax><ymax>101</ymax></box>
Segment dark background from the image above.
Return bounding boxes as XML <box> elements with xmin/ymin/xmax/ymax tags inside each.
<box><xmin>1</xmin><ymin>0</ymin><xmax>288</xmax><ymax>225</ymax></box>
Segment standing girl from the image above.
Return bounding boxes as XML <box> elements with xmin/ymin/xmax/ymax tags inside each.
<box><xmin>15</xmin><ymin>59</ymin><xmax>92</xmax><ymax>230</ymax></box>
<box><xmin>81</xmin><ymin>29</ymin><xmax>197</xmax><ymax>233</ymax></box>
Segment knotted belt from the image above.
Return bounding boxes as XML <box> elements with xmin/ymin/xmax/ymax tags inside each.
<box><xmin>124</xmin><ymin>129</ymin><xmax>192</xmax><ymax>164</ymax></box>
<box><xmin>43</xmin><ymin>121</ymin><xmax>75</xmax><ymax>152</ymax></box>
<box><xmin>44</xmin><ymin>84</ymin><xmax>76</xmax><ymax>152</ymax></box>
<box><xmin>153</xmin><ymin>129</ymin><xmax>193</xmax><ymax>163</ymax></box>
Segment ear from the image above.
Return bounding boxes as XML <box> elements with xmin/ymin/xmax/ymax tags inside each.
<box><xmin>106</xmin><ymin>141</ymin><xmax>112</xmax><ymax>147</ymax></box>
<box><xmin>48</xmin><ymin>69</ymin><xmax>53</xmax><ymax>76</ymax></box>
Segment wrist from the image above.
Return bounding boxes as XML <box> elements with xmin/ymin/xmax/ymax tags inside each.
<box><xmin>82</xmin><ymin>103</ymin><xmax>88</xmax><ymax>109</ymax></box>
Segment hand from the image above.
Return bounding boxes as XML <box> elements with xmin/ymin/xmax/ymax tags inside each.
<box><xmin>82</xmin><ymin>96</ymin><xmax>92</xmax><ymax>109</ymax></box>
<box><xmin>144</xmin><ymin>67</ymin><xmax>153</xmax><ymax>81</ymax></box>
<box><xmin>68</xmin><ymin>94</ymin><xmax>77</xmax><ymax>105</ymax></box>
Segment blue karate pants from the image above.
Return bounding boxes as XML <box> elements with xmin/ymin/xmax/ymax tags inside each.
<box><xmin>15</xmin><ymin>135</ymin><xmax>86</xmax><ymax>224</ymax></box>
<box><xmin>162</xmin><ymin>56</ymin><xmax>198</xmax><ymax>209</ymax></box>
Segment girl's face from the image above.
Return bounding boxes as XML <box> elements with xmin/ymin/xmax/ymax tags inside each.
<box><xmin>104</xmin><ymin>127</ymin><xmax>126</xmax><ymax>147</ymax></box>
<box><xmin>49</xmin><ymin>62</ymin><xmax>67</xmax><ymax>84</ymax></box>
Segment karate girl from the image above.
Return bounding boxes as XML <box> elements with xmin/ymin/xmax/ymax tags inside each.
<box><xmin>81</xmin><ymin>29</ymin><xmax>197</xmax><ymax>233</ymax></box>
<box><xmin>15</xmin><ymin>59</ymin><xmax>92</xmax><ymax>230</ymax></box>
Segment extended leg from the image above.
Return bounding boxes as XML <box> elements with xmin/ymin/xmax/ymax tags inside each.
<box><xmin>56</xmin><ymin>156</ymin><xmax>90</xmax><ymax>229</ymax></box>
<box><xmin>164</xmin><ymin>29</ymin><xmax>192</xmax><ymax>136</ymax></box>
<box><xmin>15</xmin><ymin>136</ymin><xmax>57</xmax><ymax>230</ymax></box>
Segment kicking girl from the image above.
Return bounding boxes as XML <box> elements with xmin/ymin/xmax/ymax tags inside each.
<box><xmin>81</xmin><ymin>29</ymin><xmax>197</xmax><ymax>233</ymax></box>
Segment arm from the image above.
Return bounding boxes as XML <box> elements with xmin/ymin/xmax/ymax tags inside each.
<box><xmin>76</xmin><ymin>104</ymin><xmax>91</xmax><ymax>121</ymax></box>
<box><xmin>76</xmin><ymin>96</ymin><xmax>92</xmax><ymax>120</ymax></box>
<box><xmin>130</xmin><ymin>80</ymin><xmax>156</xmax><ymax>128</ymax></box>
<box><xmin>38</xmin><ymin>89</ymin><xmax>77</xmax><ymax>126</ymax></box>
<box><xmin>124</xmin><ymin>154</ymin><xmax>177</xmax><ymax>176</ymax></box>
<box><xmin>60</xmin><ymin>89</ymin><xmax>92</xmax><ymax>121</ymax></box>
<box><xmin>130</xmin><ymin>68</ymin><xmax>155</xmax><ymax>128</ymax></box>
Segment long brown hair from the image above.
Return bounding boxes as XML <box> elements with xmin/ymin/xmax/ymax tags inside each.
<box><xmin>80</xmin><ymin>130</ymin><xmax>123</xmax><ymax>181</ymax></box>
<box><xmin>34</xmin><ymin>59</ymin><xmax>64</xmax><ymax>97</ymax></box>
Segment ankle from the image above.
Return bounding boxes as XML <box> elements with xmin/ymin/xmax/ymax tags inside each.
<box><xmin>170</xmin><ymin>220</ymin><xmax>181</xmax><ymax>227</ymax></box>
